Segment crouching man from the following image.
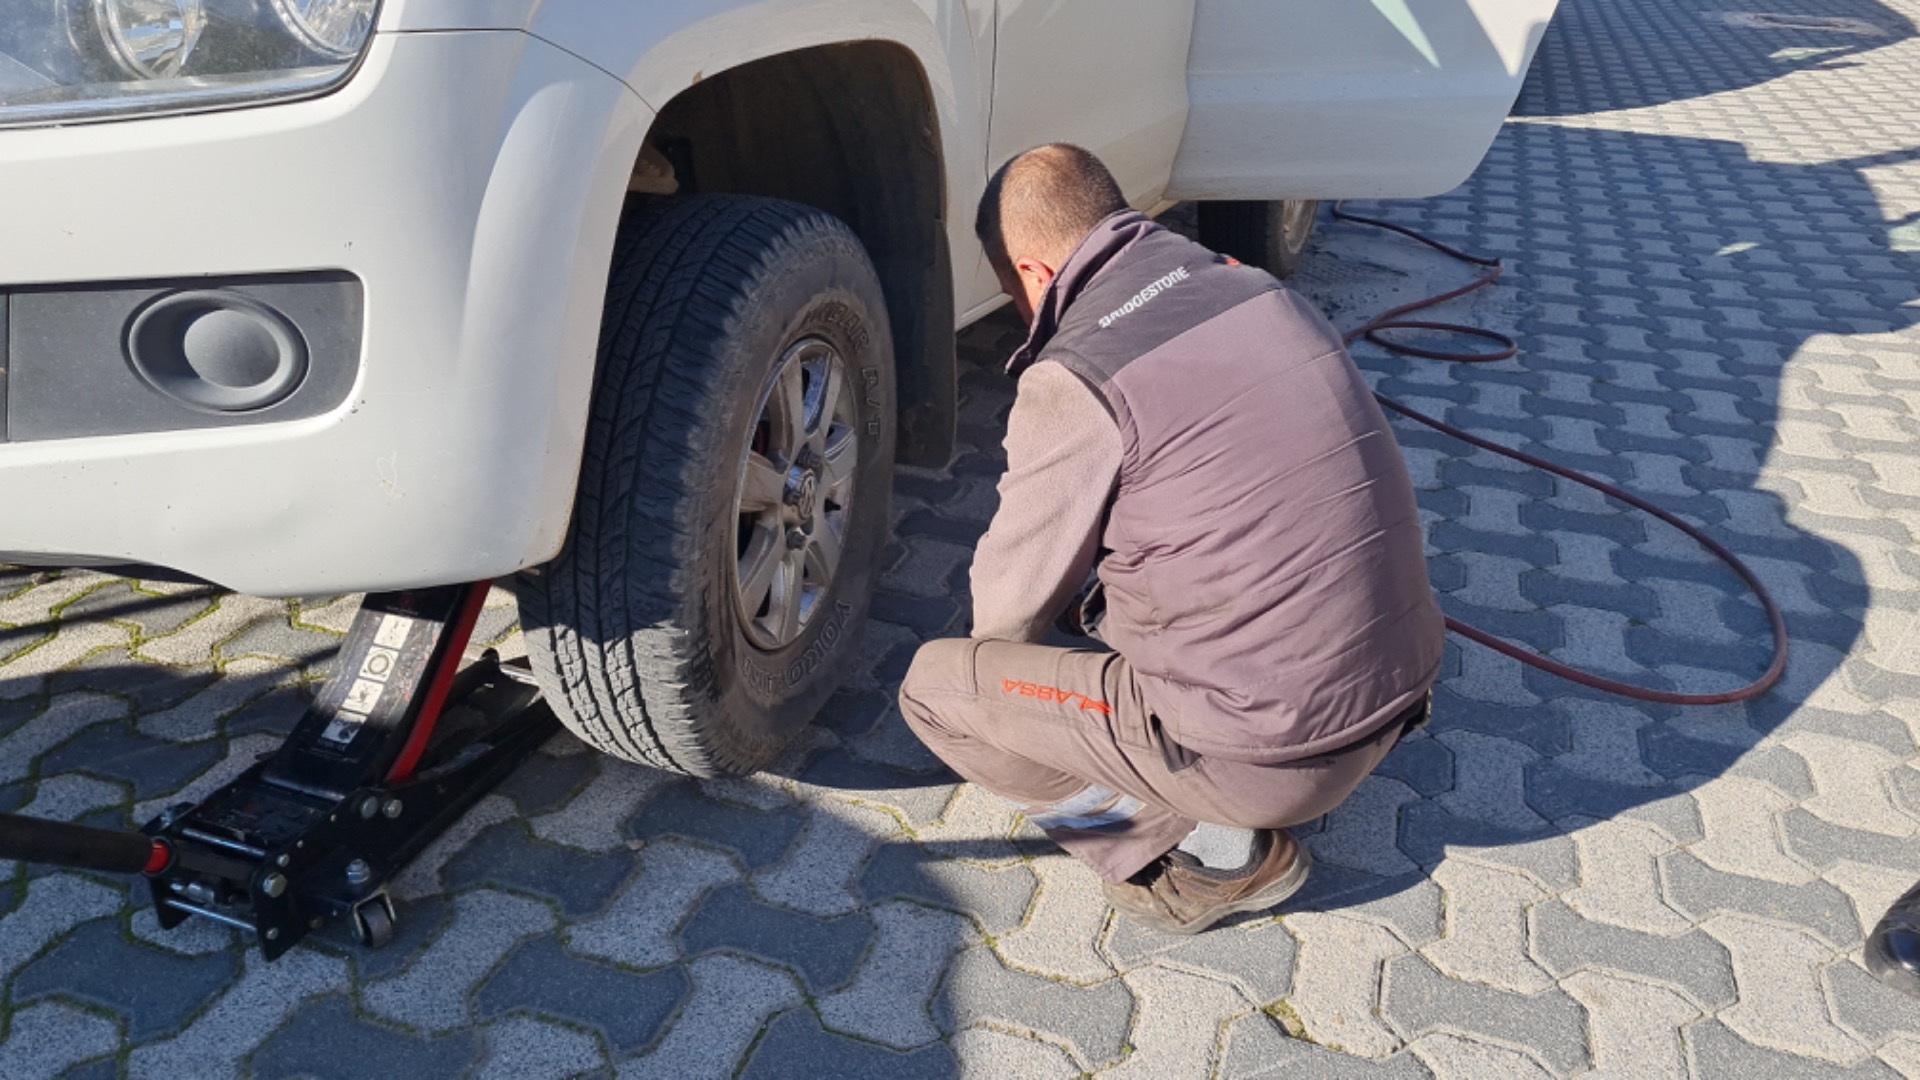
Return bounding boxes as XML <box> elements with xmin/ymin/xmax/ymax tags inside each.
<box><xmin>898</xmin><ymin>144</ymin><xmax>1444</xmax><ymax>934</ymax></box>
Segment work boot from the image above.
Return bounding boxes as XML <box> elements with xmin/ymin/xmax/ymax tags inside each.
<box><xmin>1102</xmin><ymin>828</ymin><xmax>1311</xmax><ymax>935</ymax></box>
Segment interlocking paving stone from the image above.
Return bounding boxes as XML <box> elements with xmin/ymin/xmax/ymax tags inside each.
<box><xmin>1660</xmin><ymin>849</ymin><xmax>1862</xmax><ymax>948</ymax></box>
<box><xmin>1558</xmin><ymin>971</ymin><xmax>1696</xmax><ymax>1080</ymax></box>
<box><xmin>12</xmin><ymin>918</ymin><xmax>239</xmax><ymax>1044</ymax></box>
<box><xmin>251</xmin><ymin>995</ymin><xmax>482</xmax><ymax>1079</ymax></box>
<box><xmin>1528</xmin><ymin>898</ymin><xmax>1735</xmax><ymax>1009</ymax></box>
<box><xmin>857</xmin><ymin>837</ymin><xmax>1038</xmax><ymax>933</ymax></box>
<box><xmin>39</xmin><ymin>722</ymin><xmax>222</xmax><ymax>801</ymax></box>
<box><xmin>626</xmin><ymin>780</ymin><xmax>806</xmax><ymax>869</ymax></box>
<box><xmin>441</xmin><ymin>821</ymin><xmax>636</xmax><ymax>917</ymax></box>
<box><xmin>566</xmin><ymin>839</ymin><xmax>738</xmax><ymax>970</ymax></box>
<box><xmin>1826</xmin><ymin>958</ymin><xmax>1920</xmax><ymax>1050</ymax></box>
<box><xmin>1104</xmin><ymin>914</ymin><xmax>1297</xmax><ymax>1005</ymax></box>
<box><xmin>678</xmin><ymin>883</ymin><xmax>874</xmax><ymax>992</ymax></box>
<box><xmin>616</xmin><ymin>954</ymin><xmax>802</xmax><ymax>1078</ymax></box>
<box><xmin>494</xmin><ymin>745</ymin><xmax>599</xmax><ymax>817</ymax></box>
<box><xmin>0</xmin><ymin>1001</ymin><xmax>121</xmax><ymax>1080</ymax></box>
<box><xmin>1221</xmin><ymin>1012</ymin><xmax>1434</xmax><ymax>1079</ymax></box>
<box><xmin>1381</xmin><ymin>953</ymin><xmax>1590</xmax><ymax>1076</ymax></box>
<box><xmin>739</xmin><ymin>1008</ymin><xmax>957</xmax><ymax>1079</ymax></box>
<box><xmin>474</xmin><ymin>933</ymin><xmax>688</xmax><ymax>1055</ymax></box>
<box><xmin>1684</xmin><ymin>1019</ymin><xmax>1900</xmax><ymax>1080</ymax></box>
<box><xmin>361</xmin><ymin>888</ymin><xmax>555</xmax><ymax>1033</ymax></box>
<box><xmin>816</xmin><ymin>900</ymin><xmax>969</xmax><ymax>1049</ymax></box>
<box><xmin>937</xmin><ymin>945</ymin><xmax>1136</xmax><ymax>1068</ymax></box>
<box><xmin>126</xmin><ymin>946</ymin><xmax>346</xmax><ymax>1078</ymax></box>
<box><xmin>474</xmin><ymin>1014</ymin><xmax>607</xmax><ymax>1080</ymax></box>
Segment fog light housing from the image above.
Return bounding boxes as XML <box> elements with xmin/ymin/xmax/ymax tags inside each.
<box><xmin>127</xmin><ymin>291</ymin><xmax>309</xmax><ymax>412</ymax></box>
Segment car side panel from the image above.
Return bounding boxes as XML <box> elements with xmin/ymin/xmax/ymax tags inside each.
<box><xmin>1166</xmin><ymin>0</ymin><xmax>1558</xmax><ymax>200</ymax></box>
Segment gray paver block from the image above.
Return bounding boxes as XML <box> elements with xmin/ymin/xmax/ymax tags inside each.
<box><xmin>566</xmin><ymin>839</ymin><xmax>737</xmax><ymax>970</ymax></box>
<box><xmin>13</xmin><ymin>918</ymin><xmax>239</xmax><ymax>1043</ymax></box>
<box><xmin>1380</xmin><ymin>953</ymin><xmax>1589</xmax><ymax>1076</ymax></box>
<box><xmin>740</xmin><ymin>1009</ymin><xmax>957</xmax><ymax>1079</ymax></box>
<box><xmin>1683</xmin><ymin>1019</ymin><xmax>1898</xmax><ymax>1080</ymax></box>
<box><xmin>1825</xmin><ymin>959</ymin><xmax>1920</xmax><ymax>1049</ymax></box>
<box><xmin>1221</xmin><ymin>1012</ymin><xmax>1433</xmax><ymax>1079</ymax></box>
<box><xmin>616</xmin><ymin>954</ymin><xmax>802</xmax><ymax>1079</ymax></box>
<box><xmin>474</xmin><ymin>933</ymin><xmax>689</xmax><ymax>1055</ymax></box>
<box><xmin>441</xmin><ymin>821</ymin><xmax>637</xmax><ymax>917</ymax></box>
<box><xmin>1529</xmin><ymin>898</ymin><xmax>1735</xmax><ymax>1009</ymax></box>
<box><xmin>251</xmin><ymin>995</ymin><xmax>481</xmax><ymax>1080</ymax></box>
<box><xmin>816</xmin><ymin>900</ymin><xmax>969</xmax><ymax>1049</ymax></box>
<box><xmin>475</xmin><ymin>1014</ymin><xmax>608</xmax><ymax>1080</ymax></box>
<box><xmin>627</xmin><ymin>781</ymin><xmax>805</xmax><ymax>869</ymax></box>
<box><xmin>126</xmin><ymin>947</ymin><xmax>346</xmax><ymax>1080</ymax></box>
<box><xmin>1783</xmin><ymin>808</ymin><xmax>1920</xmax><ymax>873</ymax></box>
<box><xmin>937</xmin><ymin>945</ymin><xmax>1135</xmax><ymax>1069</ymax></box>
<box><xmin>40</xmin><ymin>723</ymin><xmax>222</xmax><ymax>801</ymax></box>
<box><xmin>1660</xmin><ymin>850</ymin><xmax>1862</xmax><ymax>948</ymax></box>
<box><xmin>1104</xmin><ymin>914</ymin><xmax>1297</xmax><ymax>1004</ymax></box>
<box><xmin>361</xmin><ymin>889</ymin><xmax>555</xmax><ymax>1033</ymax></box>
<box><xmin>858</xmin><ymin>838</ymin><xmax>1038</xmax><ymax>933</ymax></box>
<box><xmin>678</xmin><ymin>883</ymin><xmax>875</xmax><ymax>993</ymax></box>
<box><xmin>0</xmin><ymin>1002</ymin><xmax>122</xmax><ymax>1080</ymax></box>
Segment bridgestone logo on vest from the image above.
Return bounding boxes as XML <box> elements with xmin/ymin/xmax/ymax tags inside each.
<box><xmin>1099</xmin><ymin>266</ymin><xmax>1190</xmax><ymax>328</ymax></box>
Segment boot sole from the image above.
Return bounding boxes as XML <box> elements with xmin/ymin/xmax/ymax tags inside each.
<box><xmin>1125</xmin><ymin>845</ymin><xmax>1315</xmax><ymax>936</ymax></box>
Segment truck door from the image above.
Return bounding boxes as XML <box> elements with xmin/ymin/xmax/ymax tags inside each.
<box><xmin>985</xmin><ymin>0</ymin><xmax>1198</xmax><ymax>208</ymax></box>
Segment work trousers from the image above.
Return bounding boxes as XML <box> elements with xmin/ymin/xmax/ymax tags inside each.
<box><xmin>898</xmin><ymin>637</ymin><xmax>1418</xmax><ymax>884</ymax></box>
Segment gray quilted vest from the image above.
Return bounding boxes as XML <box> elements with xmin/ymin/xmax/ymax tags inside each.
<box><xmin>1009</xmin><ymin>211</ymin><xmax>1443</xmax><ymax>763</ymax></box>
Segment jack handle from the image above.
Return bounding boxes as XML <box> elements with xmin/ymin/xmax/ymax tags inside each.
<box><xmin>0</xmin><ymin>812</ymin><xmax>172</xmax><ymax>876</ymax></box>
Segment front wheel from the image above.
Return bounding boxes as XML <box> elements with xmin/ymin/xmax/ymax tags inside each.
<box><xmin>518</xmin><ymin>196</ymin><xmax>896</xmax><ymax>777</ymax></box>
<box><xmin>1196</xmin><ymin>199</ymin><xmax>1320</xmax><ymax>278</ymax></box>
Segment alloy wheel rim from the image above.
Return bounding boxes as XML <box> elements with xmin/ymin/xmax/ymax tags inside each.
<box><xmin>732</xmin><ymin>336</ymin><xmax>859</xmax><ymax>650</ymax></box>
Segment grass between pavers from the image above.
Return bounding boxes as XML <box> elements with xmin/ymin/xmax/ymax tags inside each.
<box><xmin>1263</xmin><ymin>997</ymin><xmax>1345</xmax><ymax>1054</ymax></box>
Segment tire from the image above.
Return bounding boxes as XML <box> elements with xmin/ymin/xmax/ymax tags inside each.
<box><xmin>1196</xmin><ymin>199</ymin><xmax>1320</xmax><ymax>279</ymax></box>
<box><xmin>518</xmin><ymin>196</ymin><xmax>896</xmax><ymax>777</ymax></box>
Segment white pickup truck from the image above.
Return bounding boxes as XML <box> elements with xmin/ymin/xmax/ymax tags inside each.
<box><xmin>0</xmin><ymin>0</ymin><xmax>1555</xmax><ymax>776</ymax></box>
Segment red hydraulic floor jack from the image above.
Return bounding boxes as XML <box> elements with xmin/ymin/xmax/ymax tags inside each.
<box><xmin>0</xmin><ymin>583</ymin><xmax>556</xmax><ymax>959</ymax></box>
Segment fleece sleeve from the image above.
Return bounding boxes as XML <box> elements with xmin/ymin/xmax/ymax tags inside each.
<box><xmin>968</xmin><ymin>360</ymin><xmax>1123</xmax><ymax>643</ymax></box>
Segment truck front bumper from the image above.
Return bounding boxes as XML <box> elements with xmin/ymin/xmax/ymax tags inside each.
<box><xmin>0</xmin><ymin>30</ymin><xmax>649</xmax><ymax>597</ymax></box>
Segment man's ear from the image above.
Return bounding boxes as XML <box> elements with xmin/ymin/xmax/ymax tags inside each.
<box><xmin>1015</xmin><ymin>255</ymin><xmax>1057</xmax><ymax>295</ymax></box>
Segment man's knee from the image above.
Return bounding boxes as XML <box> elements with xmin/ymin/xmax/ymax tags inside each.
<box><xmin>898</xmin><ymin>637</ymin><xmax>980</xmax><ymax>739</ymax></box>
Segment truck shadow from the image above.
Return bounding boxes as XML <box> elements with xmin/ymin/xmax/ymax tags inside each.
<box><xmin>1511</xmin><ymin>0</ymin><xmax>1916</xmax><ymax>116</ymax></box>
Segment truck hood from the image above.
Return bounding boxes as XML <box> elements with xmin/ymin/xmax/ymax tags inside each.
<box><xmin>379</xmin><ymin>0</ymin><xmax>542</xmax><ymax>31</ymax></box>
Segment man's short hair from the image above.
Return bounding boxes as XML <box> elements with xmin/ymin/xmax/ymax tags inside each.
<box><xmin>976</xmin><ymin>143</ymin><xmax>1128</xmax><ymax>274</ymax></box>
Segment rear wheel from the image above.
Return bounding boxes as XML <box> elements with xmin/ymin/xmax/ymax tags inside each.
<box><xmin>519</xmin><ymin>196</ymin><xmax>896</xmax><ymax>777</ymax></box>
<box><xmin>1197</xmin><ymin>199</ymin><xmax>1320</xmax><ymax>278</ymax></box>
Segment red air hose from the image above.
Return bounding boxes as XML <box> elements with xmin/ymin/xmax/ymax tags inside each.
<box><xmin>1330</xmin><ymin>202</ymin><xmax>1789</xmax><ymax>706</ymax></box>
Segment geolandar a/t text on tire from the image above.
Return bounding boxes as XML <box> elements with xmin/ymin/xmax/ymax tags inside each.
<box><xmin>519</xmin><ymin>196</ymin><xmax>896</xmax><ymax>777</ymax></box>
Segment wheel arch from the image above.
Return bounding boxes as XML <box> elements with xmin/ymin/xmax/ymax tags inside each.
<box><xmin>535</xmin><ymin>0</ymin><xmax>966</xmax><ymax>466</ymax></box>
<box><xmin>628</xmin><ymin>41</ymin><xmax>956</xmax><ymax>465</ymax></box>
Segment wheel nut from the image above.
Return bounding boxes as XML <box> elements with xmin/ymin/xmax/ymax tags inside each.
<box><xmin>261</xmin><ymin>873</ymin><xmax>288</xmax><ymax>899</ymax></box>
<box><xmin>382</xmin><ymin>799</ymin><xmax>403</xmax><ymax>819</ymax></box>
<box><xmin>786</xmin><ymin>528</ymin><xmax>808</xmax><ymax>549</ymax></box>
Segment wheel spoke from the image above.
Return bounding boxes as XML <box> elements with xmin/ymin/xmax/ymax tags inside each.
<box><xmin>738</xmin><ymin>452</ymin><xmax>785</xmax><ymax>513</ymax></box>
<box><xmin>738</xmin><ymin>529</ymin><xmax>781</xmax><ymax>612</ymax></box>
<box><xmin>775</xmin><ymin>548</ymin><xmax>807</xmax><ymax>642</ymax></box>
<box><xmin>805</xmin><ymin>520</ymin><xmax>842</xmax><ymax>580</ymax></box>
<box><xmin>808</xmin><ymin>360</ymin><xmax>846</xmax><ymax>448</ymax></box>
<box><xmin>820</xmin><ymin>427</ymin><xmax>857</xmax><ymax>492</ymax></box>
<box><xmin>777</xmin><ymin>360</ymin><xmax>809</xmax><ymax>457</ymax></box>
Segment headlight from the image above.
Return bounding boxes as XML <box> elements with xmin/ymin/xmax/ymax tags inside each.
<box><xmin>0</xmin><ymin>0</ymin><xmax>381</xmax><ymax>128</ymax></box>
